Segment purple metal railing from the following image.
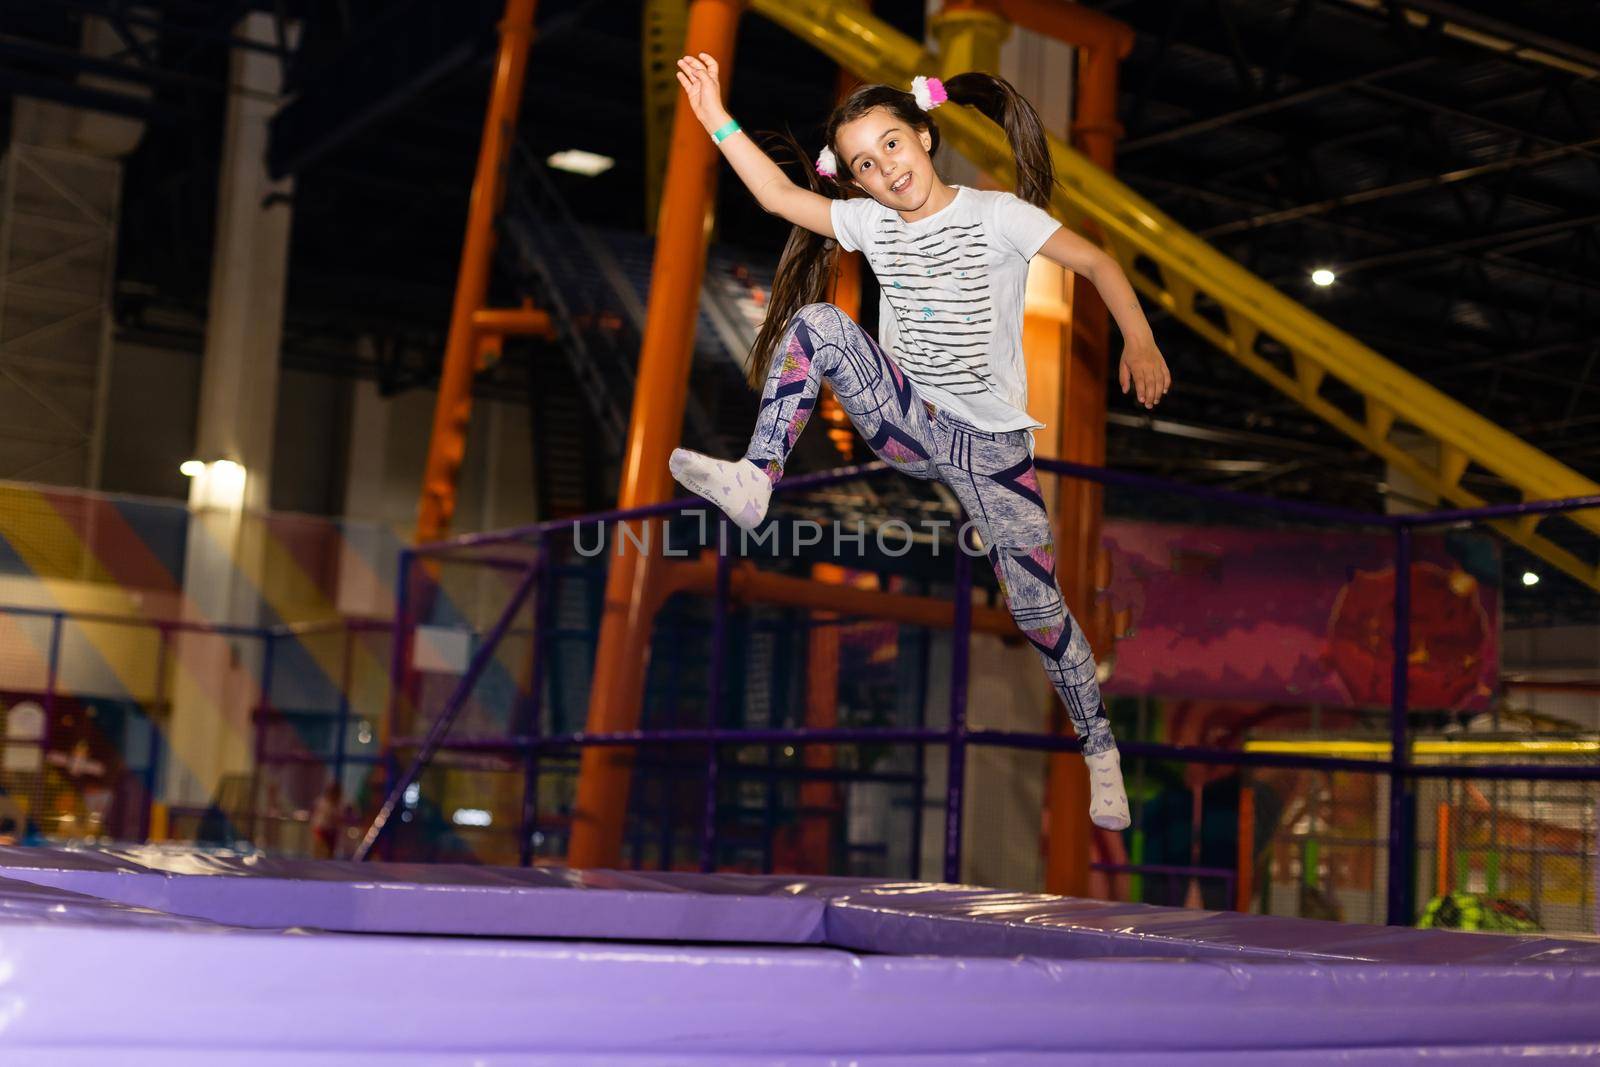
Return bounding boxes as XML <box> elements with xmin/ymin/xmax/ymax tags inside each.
<box><xmin>8</xmin><ymin>460</ymin><xmax>1592</xmax><ymax>924</ymax></box>
<box><xmin>944</xmin><ymin>527</ymin><xmax>974</xmax><ymax>884</ymax></box>
<box><xmin>0</xmin><ymin>604</ymin><xmax>394</xmax><ymax>847</ymax></box>
<box><xmin>354</xmin><ymin>559</ymin><xmax>543</xmax><ymax>861</ymax></box>
<box><xmin>356</xmin><ymin>456</ymin><xmax>1599</xmax><ymax>925</ymax></box>
<box><xmin>1389</xmin><ymin>525</ymin><xmax>1414</xmax><ymax>924</ymax></box>
<box><xmin>701</xmin><ymin>517</ymin><xmax>734</xmax><ymax>872</ymax></box>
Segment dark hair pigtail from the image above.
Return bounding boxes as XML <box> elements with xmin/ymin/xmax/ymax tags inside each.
<box><xmin>941</xmin><ymin>73</ymin><xmax>1054</xmax><ymax>208</ymax></box>
<box><xmin>745</xmin><ymin>131</ymin><xmax>844</xmax><ymax>391</ymax></box>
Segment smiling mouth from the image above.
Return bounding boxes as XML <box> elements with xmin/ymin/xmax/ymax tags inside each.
<box><xmin>890</xmin><ymin>173</ymin><xmax>912</xmax><ymax>194</ymax></box>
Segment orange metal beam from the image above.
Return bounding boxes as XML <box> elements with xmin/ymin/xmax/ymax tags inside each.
<box><xmin>567</xmin><ymin>0</ymin><xmax>745</xmax><ymax>871</ymax></box>
<box><xmin>471</xmin><ymin>308</ymin><xmax>554</xmax><ymax>371</ymax></box>
<box><xmin>1436</xmin><ymin>801</ymin><xmax>1452</xmax><ymax>895</ymax></box>
<box><xmin>1236</xmin><ymin>784</ymin><xmax>1256</xmax><ymax>911</ymax></box>
<box><xmin>991</xmin><ymin>0</ymin><xmax>1134</xmax><ymax>56</ymax></box>
<box><xmin>1030</xmin><ymin>0</ymin><xmax>1133</xmax><ymax>901</ymax></box>
<box><xmin>471</xmin><ymin>308</ymin><xmax>554</xmax><ymax>337</ymax></box>
<box><xmin>929</xmin><ymin>0</ymin><xmax>1134</xmax><ymax>894</ymax></box>
<box><xmin>800</xmin><ymin>563</ymin><xmax>847</xmax><ymax>871</ymax></box>
<box><xmin>414</xmin><ymin>0</ymin><xmax>539</xmax><ymax>546</ymax></box>
<box><xmin>801</xmin><ymin>31</ymin><xmax>867</xmax><ymax>864</ymax></box>
<box><xmin>826</xmin><ymin>254</ymin><xmax>862</xmax><ymax>317</ymax></box>
<box><xmin>822</xmin><ymin>59</ymin><xmax>864</xmax><ymax>462</ymax></box>
<box><xmin>935</xmin><ymin>0</ymin><xmax>1134</xmax><ymax>63</ymax></box>
<box><xmin>820</xmin><ymin>253</ymin><xmax>861</xmax><ymax>460</ymax></box>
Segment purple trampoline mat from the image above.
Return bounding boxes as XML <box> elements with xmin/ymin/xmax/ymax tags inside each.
<box><xmin>3</xmin><ymin>844</ymin><xmax>1596</xmax><ymax>965</ymax></box>
<box><xmin>0</xmin><ymin>845</ymin><xmax>1597</xmax><ymax>1063</ymax></box>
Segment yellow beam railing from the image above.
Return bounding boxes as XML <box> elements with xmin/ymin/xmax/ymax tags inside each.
<box><xmin>749</xmin><ymin>0</ymin><xmax>1600</xmax><ymax>591</ymax></box>
<box><xmin>643</xmin><ymin>0</ymin><xmax>690</xmax><ymax>231</ymax></box>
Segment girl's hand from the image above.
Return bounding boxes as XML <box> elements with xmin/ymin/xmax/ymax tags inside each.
<box><xmin>676</xmin><ymin>52</ymin><xmax>730</xmax><ymax>132</ymax></box>
<box><xmin>1119</xmin><ymin>341</ymin><xmax>1171</xmax><ymax>409</ymax></box>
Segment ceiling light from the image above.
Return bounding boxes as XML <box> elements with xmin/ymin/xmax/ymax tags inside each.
<box><xmin>547</xmin><ymin>149</ymin><xmax>614</xmax><ymax>177</ymax></box>
<box><xmin>1522</xmin><ymin>571</ymin><xmax>1540</xmax><ymax>587</ymax></box>
<box><xmin>1311</xmin><ymin>268</ymin><xmax>1336</xmax><ymax>286</ymax></box>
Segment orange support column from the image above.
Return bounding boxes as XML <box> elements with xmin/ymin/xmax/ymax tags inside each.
<box><xmin>820</xmin><ymin>248</ymin><xmax>862</xmax><ymax>460</ymax></box>
<box><xmin>1436</xmin><ymin>801</ymin><xmax>1452</xmax><ymax>895</ymax></box>
<box><xmin>414</xmin><ymin>0</ymin><xmax>539</xmax><ymax>545</ymax></box>
<box><xmin>827</xmin><ymin>253</ymin><xmax>861</xmax><ymax>316</ymax></box>
<box><xmin>567</xmin><ymin>0</ymin><xmax>744</xmax><ymax>870</ymax></box>
<box><xmin>798</xmin><ymin>563</ymin><xmax>849</xmax><ymax>870</ymax></box>
<box><xmin>929</xmin><ymin>0</ymin><xmax>1132</xmax><ymax>897</ymax></box>
<box><xmin>828</xmin><ymin>46</ymin><xmax>865</xmax><ymax>324</ymax></box>
<box><xmin>1236</xmin><ymin>784</ymin><xmax>1256</xmax><ymax>911</ymax></box>
<box><xmin>821</xmin><ymin>57</ymin><xmax>864</xmax><ymax>462</ymax></box>
<box><xmin>1040</xmin><ymin>10</ymin><xmax>1133</xmax><ymax>899</ymax></box>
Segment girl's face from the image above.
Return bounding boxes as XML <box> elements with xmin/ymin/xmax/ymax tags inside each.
<box><xmin>835</xmin><ymin>106</ymin><xmax>937</xmax><ymax>210</ymax></box>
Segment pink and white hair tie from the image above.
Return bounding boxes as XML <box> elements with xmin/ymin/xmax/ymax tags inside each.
<box><xmin>815</xmin><ymin>145</ymin><xmax>838</xmax><ymax>178</ymax></box>
<box><xmin>911</xmin><ymin>75</ymin><xmax>947</xmax><ymax>111</ymax></box>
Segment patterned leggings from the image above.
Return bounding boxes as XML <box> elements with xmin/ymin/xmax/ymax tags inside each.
<box><xmin>743</xmin><ymin>303</ymin><xmax>1115</xmax><ymax>756</ymax></box>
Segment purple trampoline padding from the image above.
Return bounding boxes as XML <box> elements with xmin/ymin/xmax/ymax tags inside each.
<box><xmin>816</xmin><ymin>882</ymin><xmax>1600</xmax><ymax>965</ymax></box>
<box><xmin>0</xmin><ymin>847</ymin><xmax>1598</xmax><ymax>1061</ymax></box>
<box><xmin>0</xmin><ymin>846</ymin><xmax>828</xmax><ymax>942</ymax></box>
<box><xmin>3</xmin><ymin>846</ymin><xmax>1597</xmax><ymax>966</ymax></box>
<box><xmin>0</xmin><ymin>924</ymin><xmax>1597</xmax><ymax>1062</ymax></box>
<box><xmin>0</xmin><ymin>873</ymin><xmax>218</xmax><ymax>929</ymax></box>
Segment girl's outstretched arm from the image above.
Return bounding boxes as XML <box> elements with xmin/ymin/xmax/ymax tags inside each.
<box><xmin>1036</xmin><ymin>225</ymin><xmax>1172</xmax><ymax>410</ymax></box>
<box><xmin>676</xmin><ymin>53</ymin><xmax>835</xmax><ymax>238</ymax></box>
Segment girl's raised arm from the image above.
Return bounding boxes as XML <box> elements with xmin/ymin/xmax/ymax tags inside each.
<box><xmin>676</xmin><ymin>53</ymin><xmax>835</xmax><ymax>239</ymax></box>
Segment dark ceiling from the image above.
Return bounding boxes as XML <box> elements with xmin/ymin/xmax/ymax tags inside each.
<box><xmin>1080</xmin><ymin>0</ymin><xmax>1600</xmax><ymax>496</ymax></box>
<box><xmin>3</xmin><ymin>0</ymin><xmax>1598</xmax><ymax>614</ymax></box>
<box><xmin>1076</xmin><ymin>0</ymin><xmax>1600</xmax><ymax>621</ymax></box>
<box><xmin>0</xmin><ymin>0</ymin><xmax>926</xmax><ymax>387</ymax></box>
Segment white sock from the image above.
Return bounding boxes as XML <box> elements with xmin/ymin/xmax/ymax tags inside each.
<box><xmin>668</xmin><ymin>448</ymin><xmax>772</xmax><ymax>532</ymax></box>
<box><xmin>1085</xmin><ymin>746</ymin><xmax>1130</xmax><ymax>831</ymax></box>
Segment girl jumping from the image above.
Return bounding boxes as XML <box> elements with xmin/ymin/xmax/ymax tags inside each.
<box><xmin>669</xmin><ymin>54</ymin><xmax>1171</xmax><ymax>831</ymax></box>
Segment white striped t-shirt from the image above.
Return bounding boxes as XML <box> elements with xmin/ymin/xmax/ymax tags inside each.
<box><xmin>829</xmin><ymin>184</ymin><xmax>1062</xmax><ymax>436</ymax></box>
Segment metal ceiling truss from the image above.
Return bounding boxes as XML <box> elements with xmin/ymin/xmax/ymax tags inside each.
<box><xmin>1093</xmin><ymin>2</ymin><xmax>1600</xmax><ymax>492</ymax></box>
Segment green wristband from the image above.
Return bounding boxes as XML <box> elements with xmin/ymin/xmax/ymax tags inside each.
<box><xmin>711</xmin><ymin>119</ymin><xmax>741</xmax><ymax>144</ymax></box>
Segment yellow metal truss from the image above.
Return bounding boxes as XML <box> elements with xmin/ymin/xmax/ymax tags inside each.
<box><xmin>749</xmin><ymin>0</ymin><xmax>1600</xmax><ymax>591</ymax></box>
<box><xmin>643</xmin><ymin>0</ymin><xmax>690</xmax><ymax>232</ymax></box>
